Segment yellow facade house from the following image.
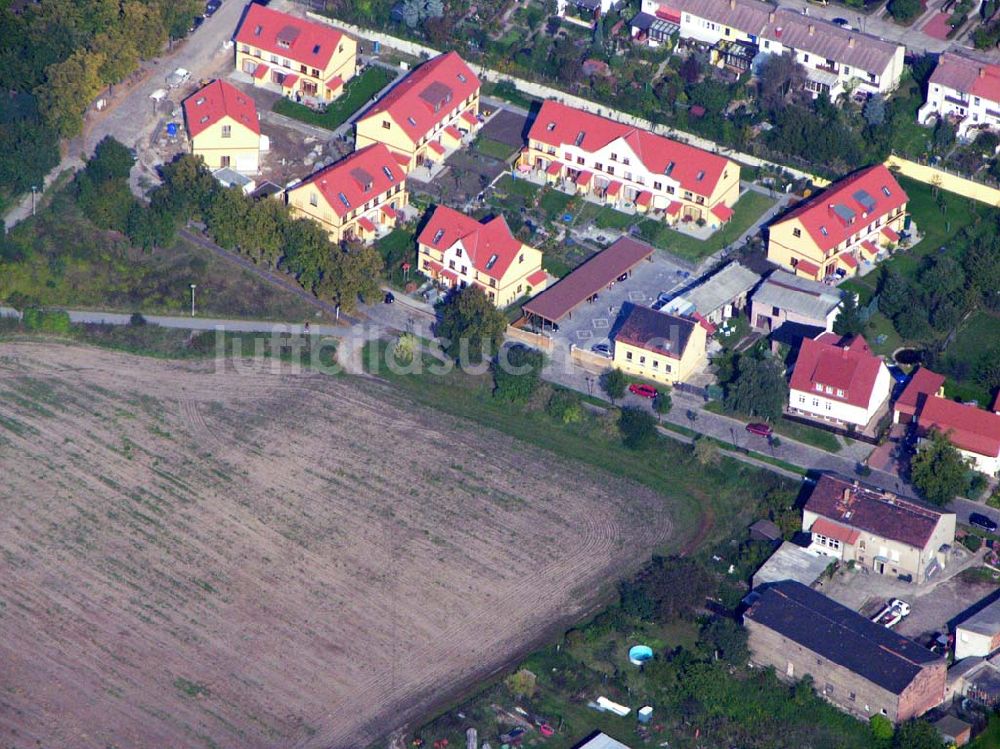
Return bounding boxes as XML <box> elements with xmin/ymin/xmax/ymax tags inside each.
<box><xmin>611</xmin><ymin>304</ymin><xmax>709</xmax><ymax>385</ymax></box>
<box><xmin>417</xmin><ymin>205</ymin><xmax>548</xmax><ymax>307</ymax></box>
<box><xmin>182</xmin><ymin>80</ymin><xmax>261</xmax><ymax>173</ymax></box>
<box><xmin>354</xmin><ymin>52</ymin><xmax>482</xmax><ymax>173</ymax></box>
<box><xmin>286</xmin><ymin>143</ymin><xmax>407</xmax><ymax>244</ymax></box>
<box><xmin>235</xmin><ymin>4</ymin><xmax>356</xmax><ymax>103</ymax></box>
<box><xmin>767</xmin><ymin>164</ymin><xmax>908</xmax><ymax>282</ymax></box>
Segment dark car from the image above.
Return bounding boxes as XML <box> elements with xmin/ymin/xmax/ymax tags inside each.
<box><xmin>629</xmin><ymin>383</ymin><xmax>658</xmax><ymax>399</ymax></box>
<box><xmin>384</xmin><ymin>291</ymin><xmax>395</xmax><ymax>304</ymax></box>
<box><xmin>832</xmin><ymin>17</ymin><xmax>851</xmax><ymax>27</ymax></box>
<box><xmin>205</xmin><ymin>1</ymin><xmax>221</xmax><ymax>16</ymax></box>
<box><xmin>970</xmin><ymin>512</ymin><xmax>998</xmax><ymax>533</ymax></box>
<box><xmin>746</xmin><ymin>422</ymin><xmax>774</xmax><ymax>437</ymax></box>
<box><xmin>591</xmin><ymin>342</ymin><xmax>612</xmax><ymax>357</ymax></box>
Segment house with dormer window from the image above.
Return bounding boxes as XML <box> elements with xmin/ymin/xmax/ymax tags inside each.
<box><xmin>788</xmin><ymin>332</ymin><xmax>890</xmax><ymax>430</ymax></box>
<box><xmin>520</xmin><ymin>100</ymin><xmax>740</xmax><ymax>229</ymax></box>
<box><xmin>354</xmin><ymin>52</ymin><xmax>481</xmax><ymax>173</ymax></box>
<box><xmin>766</xmin><ymin>165</ymin><xmax>908</xmax><ymax>282</ymax></box>
<box><xmin>182</xmin><ymin>80</ymin><xmax>261</xmax><ymax>173</ymax></box>
<box><xmin>235</xmin><ymin>5</ymin><xmax>357</xmax><ymax>104</ymax></box>
<box><xmin>416</xmin><ymin>205</ymin><xmax>547</xmax><ymax>307</ymax></box>
<box><xmin>286</xmin><ymin>143</ymin><xmax>407</xmax><ymax>243</ymax></box>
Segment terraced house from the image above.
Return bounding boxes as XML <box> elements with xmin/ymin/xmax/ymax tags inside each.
<box><xmin>521</xmin><ymin>101</ymin><xmax>740</xmax><ymax>228</ymax></box>
<box><xmin>286</xmin><ymin>144</ymin><xmax>407</xmax><ymax>244</ymax></box>
<box><xmin>919</xmin><ymin>51</ymin><xmax>1000</xmax><ymax>139</ymax></box>
<box><xmin>417</xmin><ymin>206</ymin><xmax>547</xmax><ymax>307</ymax></box>
<box><xmin>182</xmin><ymin>80</ymin><xmax>261</xmax><ymax>173</ymax></box>
<box><xmin>235</xmin><ymin>4</ymin><xmax>357</xmax><ymax>103</ymax></box>
<box><xmin>354</xmin><ymin>52</ymin><xmax>481</xmax><ymax>173</ymax></box>
<box><xmin>632</xmin><ymin>0</ymin><xmax>905</xmax><ymax>98</ymax></box>
<box><xmin>766</xmin><ymin>165</ymin><xmax>908</xmax><ymax>282</ymax></box>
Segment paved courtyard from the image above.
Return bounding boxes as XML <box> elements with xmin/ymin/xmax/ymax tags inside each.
<box><xmin>478</xmin><ymin>108</ymin><xmax>528</xmax><ymax>149</ymax></box>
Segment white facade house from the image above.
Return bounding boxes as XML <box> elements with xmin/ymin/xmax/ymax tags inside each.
<box><xmin>918</xmin><ymin>51</ymin><xmax>1000</xmax><ymax>139</ymax></box>
<box><xmin>788</xmin><ymin>333</ymin><xmax>891</xmax><ymax>429</ymax></box>
<box><xmin>956</xmin><ymin>598</ymin><xmax>1000</xmax><ymax>660</ymax></box>
<box><xmin>635</xmin><ymin>0</ymin><xmax>905</xmax><ymax>97</ymax></box>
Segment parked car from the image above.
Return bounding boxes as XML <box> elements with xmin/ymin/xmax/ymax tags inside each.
<box><xmin>384</xmin><ymin>291</ymin><xmax>395</xmax><ymax>304</ymax></box>
<box><xmin>629</xmin><ymin>383</ymin><xmax>658</xmax><ymax>399</ymax></box>
<box><xmin>205</xmin><ymin>0</ymin><xmax>221</xmax><ymax>16</ymax></box>
<box><xmin>970</xmin><ymin>512</ymin><xmax>998</xmax><ymax>533</ymax></box>
<box><xmin>617</xmin><ymin>272</ymin><xmax>629</xmax><ymax>282</ymax></box>
<box><xmin>832</xmin><ymin>17</ymin><xmax>851</xmax><ymax>27</ymax></box>
<box><xmin>166</xmin><ymin>67</ymin><xmax>191</xmax><ymax>88</ymax></box>
<box><xmin>590</xmin><ymin>342</ymin><xmax>612</xmax><ymax>357</ymax></box>
<box><xmin>745</xmin><ymin>422</ymin><xmax>773</xmax><ymax>437</ymax></box>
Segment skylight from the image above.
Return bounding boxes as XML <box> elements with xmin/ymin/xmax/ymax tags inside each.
<box><xmin>199</xmin><ymin>115</ymin><xmax>209</xmax><ymax>124</ymax></box>
<box><xmin>432</xmin><ymin>228</ymin><xmax>445</xmax><ymax>244</ymax></box>
<box><xmin>313</xmin><ymin>44</ymin><xmax>321</xmax><ymax>54</ymax></box>
<box><xmin>457</xmin><ymin>72</ymin><xmax>467</xmax><ymax>83</ymax></box>
<box><xmin>407</xmin><ymin>116</ymin><xmax>417</xmax><ymax>126</ymax></box>
<box><xmin>695</xmin><ymin>170</ymin><xmax>705</xmax><ymax>181</ymax></box>
<box><xmin>664</xmin><ymin>161</ymin><xmax>675</xmax><ymax>176</ymax></box>
<box><xmin>254</xmin><ymin>25</ymin><xmax>263</xmax><ymax>36</ymax></box>
<box><xmin>382</xmin><ymin>166</ymin><xmax>395</xmax><ymax>182</ymax></box>
<box><xmin>546</xmin><ymin>122</ymin><xmax>556</xmax><ymax>131</ymax></box>
<box><xmin>574</xmin><ymin>131</ymin><xmax>586</xmax><ymax>146</ymax></box>
<box><xmin>881</xmin><ymin>186</ymin><xmax>891</xmax><ymax>197</ymax></box>
<box><xmin>195</xmin><ymin>97</ymin><xmax>205</xmax><ymax>106</ymax></box>
<box><xmin>485</xmin><ymin>254</ymin><xmax>499</xmax><ymax>270</ymax></box>
<box><xmin>820</xmin><ymin>226</ymin><xmax>828</xmax><ymax>236</ymax></box>
<box><xmin>338</xmin><ymin>192</ymin><xmax>350</xmax><ymax>208</ymax></box>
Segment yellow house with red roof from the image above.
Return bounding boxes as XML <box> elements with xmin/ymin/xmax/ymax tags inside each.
<box><xmin>286</xmin><ymin>143</ymin><xmax>407</xmax><ymax>244</ymax></box>
<box><xmin>182</xmin><ymin>80</ymin><xmax>261</xmax><ymax>173</ymax></box>
<box><xmin>354</xmin><ymin>52</ymin><xmax>481</xmax><ymax>173</ymax></box>
<box><xmin>520</xmin><ymin>100</ymin><xmax>740</xmax><ymax>228</ymax></box>
<box><xmin>767</xmin><ymin>165</ymin><xmax>908</xmax><ymax>282</ymax></box>
<box><xmin>417</xmin><ymin>205</ymin><xmax>547</xmax><ymax>307</ymax></box>
<box><xmin>235</xmin><ymin>5</ymin><xmax>356</xmax><ymax>103</ymax></box>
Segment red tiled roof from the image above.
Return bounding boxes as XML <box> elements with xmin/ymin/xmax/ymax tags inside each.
<box><xmin>235</xmin><ymin>5</ymin><xmax>345</xmax><ymax>71</ymax></box>
<box><xmin>692</xmin><ymin>311</ymin><xmax>717</xmax><ymax>335</ymax></box>
<box><xmin>919</xmin><ymin>396</ymin><xmax>1000</xmax><ymax>458</ymax></box>
<box><xmin>929</xmin><ymin>51</ymin><xmax>1000</xmax><ymax>105</ymax></box>
<box><xmin>606</xmin><ymin>180</ymin><xmax>622</xmax><ymax>196</ymax></box>
<box><xmin>427</xmin><ymin>259</ymin><xmax>443</xmax><ymax>274</ymax></box>
<box><xmin>183</xmin><ymin>80</ymin><xmax>260</xmax><ymax>139</ymax></box>
<box><xmin>895</xmin><ymin>367</ymin><xmax>946</xmax><ymax>418</ymax></box>
<box><xmin>527</xmin><ymin>269</ymin><xmax>548</xmax><ymax>286</ymax></box>
<box><xmin>294</xmin><ymin>143</ymin><xmax>404</xmax><ymax>219</ymax></box>
<box><xmin>776</xmin><ymin>165</ymin><xmax>907</xmax><ymax>253</ymax></box>
<box><xmin>577</xmin><ymin>170</ymin><xmax>593</xmax><ymax>186</ymax></box>
<box><xmin>995</xmin><ymin>391</ymin><xmax>1000</xmax><ymax>414</ymax></box>
<box><xmin>838</xmin><ymin>252</ymin><xmax>858</xmax><ymax>269</ymax></box>
<box><xmin>461</xmin><ymin>109</ymin><xmax>478</xmax><ymax>126</ymax></box>
<box><xmin>546</xmin><ymin>161</ymin><xmax>562</xmax><ymax>175</ymax></box>
<box><xmin>666</xmin><ymin>200</ymin><xmax>682</xmax><ymax>215</ymax></box>
<box><xmin>427</xmin><ymin>140</ymin><xmax>445</xmax><ymax>155</ymax></box>
<box><xmin>417</xmin><ymin>205</ymin><xmax>524</xmax><ymax>281</ymax></box>
<box><xmin>282</xmin><ymin>74</ymin><xmax>299</xmax><ymax>89</ymax></box>
<box><xmin>527</xmin><ymin>100</ymin><xmax>733</xmax><ymax>197</ymax></box>
<box><xmin>326</xmin><ymin>75</ymin><xmax>343</xmax><ymax>90</ymax></box>
<box><xmin>861</xmin><ymin>239</ymin><xmax>879</xmax><ymax>256</ymax></box>
<box><xmin>381</xmin><ymin>204</ymin><xmax>396</xmax><ymax>218</ymax></box>
<box><xmin>636</xmin><ymin>190</ymin><xmax>652</xmax><ymax>207</ymax></box>
<box><xmin>795</xmin><ymin>259</ymin><xmax>820</xmax><ymax>277</ymax></box>
<box><xmin>882</xmin><ymin>225</ymin><xmax>900</xmax><ymax>242</ymax></box>
<box><xmin>360</xmin><ymin>52</ymin><xmax>479</xmax><ymax>143</ymax></box>
<box><xmin>441</xmin><ymin>268</ymin><xmax>459</xmax><ymax>283</ymax></box>
<box><xmin>711</xmin><ymin>203</ymin><xmax>734</xmax><ymax>222</ymax></box>
<box><xmin>357</xmin><ymin>216</ymin><xmax>376</xmax><ymax>233</ymax></box>
<box><xmin>393</xmin><ymin>152</ymin><xmax>411</xmax><ymax>167</ymax></box>
<box><xmin>805</xmin><ymin>475</ymin><xmax>946</xmax><ymax>550</ymax></box>
<box><xmin>444</xmin><ymin>125</ymin><xmax>462</xmax><ymax>140</ymax></box>
<box><xmin>253</xmin><ymin>63</ymin><xmax>270</xmax><ymax>80</ymax></box>
<box><xmin>810</xmin><ymin>517</ymin><xmax>860</xmax><ymax>545</ymax></box>
<box><xmin>790</xmin><ymin>333</ymin><xmax>885</xmax><ymax>409</ymax></box>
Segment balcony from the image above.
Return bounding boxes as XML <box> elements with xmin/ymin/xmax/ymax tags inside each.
<box><xmin>944</xmin><ymin>94</ymin><xmax>970</xmax><ymax>107</ymax></box>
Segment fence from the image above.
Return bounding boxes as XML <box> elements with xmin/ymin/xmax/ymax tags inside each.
<box><xmin>780</xmin><ymin>412</ymin><xmax>881</xmax><ymax>445</ymax></box>
<box><xmin>506</xmin><ymin>324</ymin><xmax>555</xmax><ymax>352</ymax></box>
<box><xmin>885</xmin><ymin>155</ymin><xmax>1000</xmax><ymax>207</ymax></box>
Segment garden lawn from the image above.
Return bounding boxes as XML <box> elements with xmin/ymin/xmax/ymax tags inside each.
<box><xmin>539</xmin><ymin>188</ymin><xmax>574</xmax><ymax>221</ymax></box>
<box><xmin>594</xmin><ymin>206</ymin><xmax>635</xmax><ymax>230</ymax></box>
<box><xmin>703</xmin><ymin>400</ymin><xmax>842</xmax><ymax>453</ymax></box>
<box><xmin>473</xmin><ymin>136</ymin><xmax>517</xmax><ymax>161</ymax></box>
<box><xmin>272</xmin><ymin>67</ymin><xmax>394</xmax><ymax>131</ymax></box>
<box><xmin>636</xmin><ymin>191</ymin><xmax>776</xmax><ymax>262</ymax></box>
<box><xmin>375</xmin><ymin>228</ymin><xmax>417</xmax><ymax>288</ymax></box>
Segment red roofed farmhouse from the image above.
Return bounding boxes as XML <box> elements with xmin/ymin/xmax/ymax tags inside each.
<box><xmin>417</xmin><ymin>205</ymin><xmax>546</xmax><ymax>307</ymax></box>
<box><xmin>286</xmin><ymin>144</ymin><xmax>407</xmax><ymax>244</ymax></box>
<box><xmin>803</xmin><ymin>474</ymin><xmax>956</xmax><ymax>583</ymax></box>
<box><xmin>235</xmin><ymin>5</ymin><xmax>357</xmax><ymax>103</ymax></box>
<box><xmin>789</xmin><ymin>332</ymin><xmax>891</xmax><ymax>430</ymax></box>
<box><xmin>767</xmin><ymin>165</ymin><xmax>908</xmax><ymax>281</ymax></box>
<box><xmin>182</xmin><ymin>80</ymin><xmax>261</xmax><ymax>173</ymax></box>
<box><xmin>520</xmin><ymin>100</ymin><xmax>740</xmax><ymax>228</ymax></box>
<box><xmin>918</xmin><ymin>395</ymin><xmax>1000</xmax><ymax>477</ymax></box>
<box><xmin>919</xmin><ymin>51</ymin><xmax>1000</xmax><ymax>139</ymax></box>
<box><xmin>354</xmin><ymin>52</ymin><xmax>481</xmax><ymax>173</ymax></box>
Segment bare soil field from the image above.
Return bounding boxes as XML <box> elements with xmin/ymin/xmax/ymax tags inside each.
<box><xmin>0</xmin><ymin>343</ymin><xmax>678</xmax><ymax>749</ymax></box>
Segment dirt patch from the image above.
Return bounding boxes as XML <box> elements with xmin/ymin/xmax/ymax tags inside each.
<box><xmin>479</xmin><ymin>109</ymin><xmax>529</xmax><ymax>149</ymax></box>
<box><xmin>0</xmin><ymin>343</ymin><xmax>676</xmax><ymax>749</ymax></box>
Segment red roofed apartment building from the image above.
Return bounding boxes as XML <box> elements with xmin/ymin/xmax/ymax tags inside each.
<box><xmin>520</xmin><ymin>100</ymin><xmax>740</xmax><ymax>229</ymax></box>
<box><xmin>919</xmin><ymin>51</ymin><xmax>1000</xmax><ymax>140</ymax></box>
<box><xmin>235</xmin><ymin>5</ymin><xmax>357</xmax><ymax>104</ymax></box>
<box><xmin>767</xmin><ymin>165</ymin><xmax>908</xmax><ymax>282</ymax></box>
<box><xmin>893</xmin><ymin>367</ymin><xmax>1000</xmax><ymax>476</ymax></box>
<box><xmin>789</xmin><ymin>332</ymin><xmax>891</xmax><ymax>430</ymax></box>
<box><xmin>803</xmin><ymin>474</ymin><xmax>956</xmax><ymax>583</ymax></box>
<box><xmin>182</xmin><ymin>80</ymin><xmax>261</xmax><ymax>173</ymax></box>
<box><xmin>354</xmin><ymin>52</ymin><xmax>481</xmax><ymax>173</ymax></box>
<box><xmin>417</xmin><ymin>205</ymin><xmax>547</xmax><ymax>307</ymax></box>
<box><xmin>286</xmin><ymin>144</ymin><xmax>407</xmax><ymax>244</ymax></box>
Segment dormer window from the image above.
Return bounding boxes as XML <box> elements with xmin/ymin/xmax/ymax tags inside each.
<box><xmin>432</xmin><ymin>229</ymin><xmax>445</xmax><ymax>244</ymax></box>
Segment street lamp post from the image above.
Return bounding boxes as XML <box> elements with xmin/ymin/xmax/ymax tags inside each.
<box><xmin>31</xmin><ymin>186</ymin><xmax>37</xmax><ymax>217</ymax></box>
<box><xmin>190</xmin><ymin>284</ymin><xmax>197</xmax><ymax>317</ymax></box>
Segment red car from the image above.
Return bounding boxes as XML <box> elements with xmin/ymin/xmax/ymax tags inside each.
<box><xmin>745</xmin><ymin>422</ymin><xmax>773</xmax><ymax>437</ymax></box>
<box><xmin>629</xmin><ymin>383</ymin><xmax>658</xmax><ymax>399</ymax></box>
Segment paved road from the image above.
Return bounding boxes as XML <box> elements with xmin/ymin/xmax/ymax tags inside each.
<box><xmin>63</xmin><ymin>309</ymin><xmax>342</xmax><ymax>335</ymax></box>
<box><xmin>3</xmin><ymin>0</ymin><xmax>249</xmax><ymax>230</ymax></box>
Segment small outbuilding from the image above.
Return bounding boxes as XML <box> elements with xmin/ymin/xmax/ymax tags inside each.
<box><xmin>956</xmin><ymin>595</ymin><xmax>1000</xmax><ymax>660</ymax></box>
<box><xmin>751</xmin><ymin>541</ymin><xmax>830</xmax><ymax>589</ymax></box>
<box><xmin>932</xmin><ymin>715</ymin><xmax>972</xmax><ymax>747</ymax></box>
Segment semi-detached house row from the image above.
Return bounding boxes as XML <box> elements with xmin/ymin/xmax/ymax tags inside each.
<box><xmin>286</xmin><ymin>143</ymin><xmax>407</xmax><ymax>244</ymax></box>
<box><xmin>918</xmin><ymin>51</ymin><xmax>1000</xmax><ymax>140</ymax></box>
<box><xmin>235</xmin><ymin>4</ymin><xmax>357</xmax><ymax>104</ymax></box>
<box><xmin>521</xmin><ymin>100</ymin><xmax>740</xmax><ymax>228</ymax></box>
<box><xmin>633</xmin><ymin>0</ymin><xmax>905</xmax><ymax>99</ymax></box>
<box><xmin>766</xmin><ymin>164</ymin><xmax>908</xmax><ymax>282</ymax></box>
<box><xmin>355</xmin><ymin>52</ymin><xmax>482</xmax><ymax>174</ymax></box>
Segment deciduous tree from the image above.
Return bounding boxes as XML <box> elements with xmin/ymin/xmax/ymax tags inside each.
<box><xmin>600</xmin><ymin>367</ymin><xmax>627</xmax><ymax>403</ymax></box>
<box><xmin>436</xmin><ymin>285</ymin><xmax>507</xmax><ymax>363</ymax></box>
<box><xmin>619</xmin><ymin>406</ymin><xmax>657</xmax><ymax>450</ymax></box>
<box><xmin>911</xmin><ymin>429</ymin><xmax>970</xmax><ymax>505</ymax></box>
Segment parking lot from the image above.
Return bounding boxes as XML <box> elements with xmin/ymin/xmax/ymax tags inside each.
<box><xmin>549</xmin><ymin>253</ymin><xmax>694</xmax><ymax>354</ymax></box>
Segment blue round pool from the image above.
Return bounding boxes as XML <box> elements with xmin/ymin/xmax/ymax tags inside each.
<box><xmin>628</xmin><ymin>645</ymin><xmax>653</xmax><ymax>666</ymax></box>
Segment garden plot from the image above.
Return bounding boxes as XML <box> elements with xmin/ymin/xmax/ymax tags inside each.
<box><xmin>0</xmin><ymin>343</ymin><xmax>676</xmax><ymax>749</ymax></box>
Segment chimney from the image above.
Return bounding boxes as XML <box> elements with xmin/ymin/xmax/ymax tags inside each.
<box><xmin>981</xmin><ymin>67</ymin><xmax>987</xmax><ymax>78</ymax></box>
<box><xmin>808</xmin><ymin>23</ymin><xmax>815</xmax><ymax>35</ymax></box>
<box><xmin>730</xmin><ymin>0</ymin><xmax>735</xmax><ymax>8</ymax></box>
<box><xmin>768</xmin><ymin>10</ymin><xmax>776</xmax><ymax>22</ymax></box>
<box><xmin>842</xmin><ymin>487</ymin><xmax>851</xmax><ymax>502</ymax></box>
<box><xmin>775</xmin><ymin>26</ymin><xmax>783</xmax><ymax>38</ymax></box>
<box><xmin>848</xmin><ymin>36</ymin><xmax>855</xmax><ymax>48</ymax></box>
